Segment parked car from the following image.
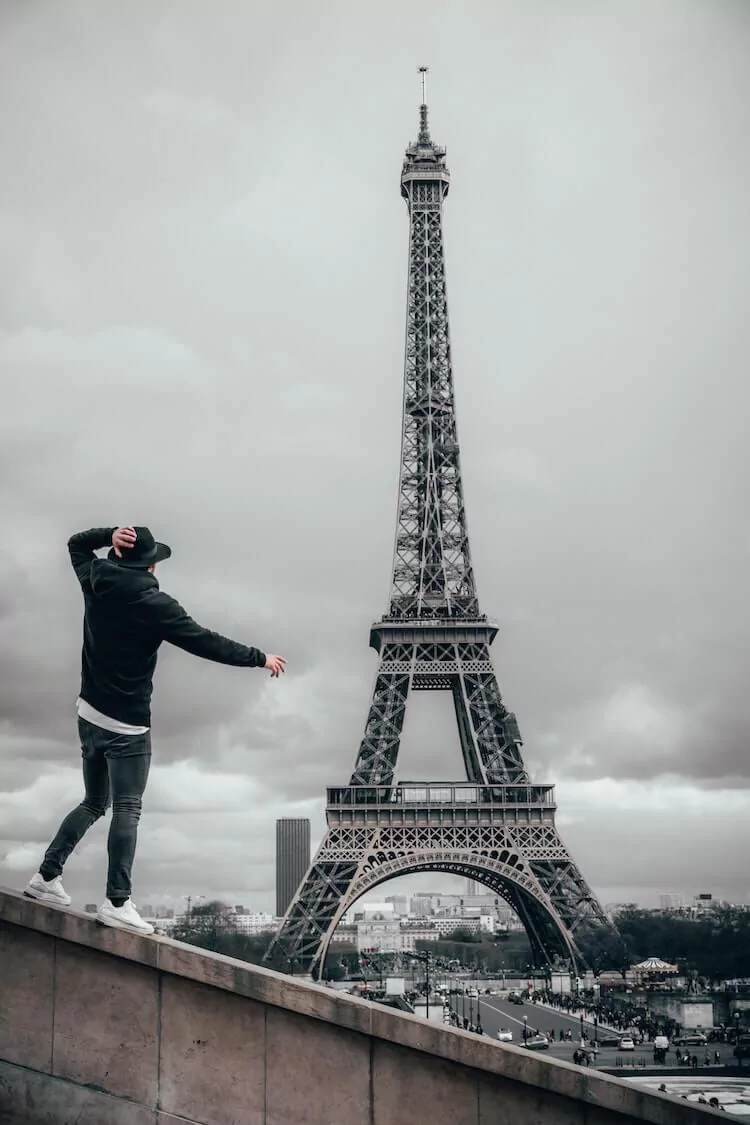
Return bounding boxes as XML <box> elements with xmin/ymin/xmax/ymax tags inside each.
<box><xmin>599</xmin><ymin>1035</ymin><xmax>620</xmax><ymax>1048</ymax></box>
<box><xmin>496</xmin><ymin>1028</ymin><xmax>513</xmax><ymax>1043</ymax></box>
<box><xmin>673</xmin><ymin>1033</ymin><xmax>708</xmax><ymax>1047</ymax></box>
<box><xmin>618</xmin><ymin>1037</ymin><xmax>635</xmax><ymax>1051</ymax></box>
<box><xmin>523</xmin><ymin>1036</ymin><xmax>550</xmax><ymax>1051</ymax></box>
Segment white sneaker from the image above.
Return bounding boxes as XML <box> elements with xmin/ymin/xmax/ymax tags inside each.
<box><xmin>24</xmin><ymin>872</ymin><xmax>72</xmax><ymax>906</ymax></box>
<box><xmin>96</xmin><ymin>898</ymin><xmax>154</xmax><ymax>935</ymax></box>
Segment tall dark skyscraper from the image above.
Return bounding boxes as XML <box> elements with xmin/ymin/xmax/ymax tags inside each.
<box><xmin>275</xmin><ymin>818</ymin><xmax>311</xmax><ymax>918</ymax></box>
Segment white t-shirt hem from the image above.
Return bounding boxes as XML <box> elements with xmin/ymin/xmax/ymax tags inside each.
<box><xmin>76</xmin><ymin>697</ymin><xmax>150</xmax><ymax>736</ymax></box>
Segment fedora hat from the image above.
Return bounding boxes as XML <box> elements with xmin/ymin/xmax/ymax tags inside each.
<box><xmin>107</xmin><ymin>526</ymin><xmax>172</xmax><ymax>568</ymax></box>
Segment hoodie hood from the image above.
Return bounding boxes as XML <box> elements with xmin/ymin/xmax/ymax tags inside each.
<box><xmin>89</xmin><ymin>559</ymin><xmax>159</xmax><ymax>603</ymax></box>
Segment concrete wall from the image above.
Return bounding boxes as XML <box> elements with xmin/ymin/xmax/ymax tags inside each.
<box><xmin>0</xmin><ymin>889</ymin><xmax>722</xmax><ymax>1125</ymax></box>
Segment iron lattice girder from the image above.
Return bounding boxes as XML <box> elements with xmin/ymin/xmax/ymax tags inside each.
<box><xmin>264</xmin><ymin>111</ymin><xmax>613</xmax><ymax>979</ymax></box>
<box><xmin>266</xmin><ymin>811</ymin><xmax>611</xmax><ymax>978</ymax></box>
<box><xmin>348</xmin><ymin>630</ymin><xmax>527</xmax><ymax>788</ymax></box>
<box><xmin>391</xmin><ymin>166</ymin><xmax>477</xmax><ymax>618</ymax></box>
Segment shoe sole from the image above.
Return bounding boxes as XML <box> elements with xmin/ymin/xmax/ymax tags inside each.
<box><xmin>95</xmin><ymin>914</ymin><xmax>154</xmax><ymax>936</ymax></box>
<box><xmin>24</xmin><ymin>887</ymin><xmax>72</xmax><ymax>907</ymax></box>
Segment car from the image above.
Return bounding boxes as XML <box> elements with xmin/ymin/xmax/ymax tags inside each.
<box><xmin>618</xmin><ymin>1037</ymin><xmax>636</xmax><ymax>1051</ymax></box>
<box><xmin>673</xmin><ymin>1033</ymin><xmax>708</xmax><ymax>1047</ymax></box>
<box><xmin>466</xmin><ymin>988</ymin><xmax>478</xmax><ymax>998</ymax></box>
<box><xmin>523</xmin><ymin>1036</ymin><xmax>550</xmax><ymax>1051</ymax></box>
<box><xmin>508</xmin><ymin>992</ymin><xmax>524</xmax><ymax>1005</ymax></box>
<box><xmin>599</xmin><ymin>1035</ymin><xmax>620</xmax><ymax>1048</ymax></box>
<box><xmin>496</xmin><ymin>1028</ymin><xmax>513</xmax><ymax>1042</ymax></box>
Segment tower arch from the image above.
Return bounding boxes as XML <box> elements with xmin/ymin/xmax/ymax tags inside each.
<box><xmin>314</xmin><ymin>852</ymin><xmax>580</xmax><ymax>980</ymax></box>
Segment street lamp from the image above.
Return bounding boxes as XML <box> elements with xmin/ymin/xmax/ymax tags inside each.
<box><xmin>523</xmin><ymin>1015</ymin><xmax>528</xmax><ymax>1044</ymax></box>
<box><xmin>422</xmin><ymin>951</ymin><xmax>431</xmax><ymax>1020</ymax></box>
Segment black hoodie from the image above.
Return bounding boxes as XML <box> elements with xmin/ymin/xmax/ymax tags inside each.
<box><xmin>69</xmin><ymin>528</ymin><xmax>266</xmax><ymax>727</ymax></box>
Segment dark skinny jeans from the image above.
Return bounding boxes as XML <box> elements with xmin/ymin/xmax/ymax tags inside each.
<box><xmin>40</xmin><ymin>716</ymin><xmax>151</xmax><ymax>901</ymax></box>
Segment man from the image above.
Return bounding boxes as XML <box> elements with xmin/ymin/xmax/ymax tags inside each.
<box><xmin>25</xmin><ymin>525</ymin><xmax>286</xmax><ymax>935</ymax></box>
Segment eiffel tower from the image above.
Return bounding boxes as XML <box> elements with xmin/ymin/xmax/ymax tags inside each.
<box><xmin>266</xmin><ymin>75</ymin><xmax>611</xmax><ymax>979</ymax></box>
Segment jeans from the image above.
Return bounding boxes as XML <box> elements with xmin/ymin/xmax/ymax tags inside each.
<box><xmin>40</xmin><ymin>717</ymin><xmax>151</xmax><ymax>901</ymax></box>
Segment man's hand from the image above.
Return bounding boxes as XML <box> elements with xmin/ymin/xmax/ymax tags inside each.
<box><xmin>265</xmin><ymin>654</ymin><xmax>287</xmax><ymax>678</ymax></box>
<box><xmin>112</xmin><ymin>526</ymin><xmax>137</xmax><ymax>558</ymax></box>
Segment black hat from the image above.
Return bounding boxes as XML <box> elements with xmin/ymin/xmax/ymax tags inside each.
<box><xmin>107</xmin><ymin>526</ymin><xmax>172</xmax><ymax>568</ymax></box>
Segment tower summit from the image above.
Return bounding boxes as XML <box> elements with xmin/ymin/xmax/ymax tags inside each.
<box><xmin>417</xmin><ymin>64</ymin><xmax>431</xmax><ymax>143</ymax></box>
<box><xmin>265</xmin><ymin>82</ymin><xmax>614</xmax><ymax>979</ymax></box>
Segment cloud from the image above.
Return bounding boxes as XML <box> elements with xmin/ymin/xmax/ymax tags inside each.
<box><xmin>1</xmin><ymin>0</ymin><xmax>749</xmax><ymax>915</ymax></box>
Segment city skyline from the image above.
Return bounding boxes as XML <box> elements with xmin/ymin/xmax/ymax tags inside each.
<box><xmin>1</xmin><ymin>2</ymin><xmax>749</xmax><ymax>914</ymax></box>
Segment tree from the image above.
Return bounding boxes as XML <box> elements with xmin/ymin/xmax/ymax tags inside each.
<box><xmin>575</xmin><ymin>923</ymin><xmax>627</xmax><ymax>974</ymax></box>
<box><xmin>171</xmin><ymin>900</ymin><xmax>237</xmax><ymax>949</ymax></box>
<box><xmin>447</xmin><ymin>927</ymin><xmax>480</xmax><ymax>944</ymax></box>
<box><xmin>581</xmin><ymin>906</ymin><xmax>750</xmax><ymax>981</ymax></box>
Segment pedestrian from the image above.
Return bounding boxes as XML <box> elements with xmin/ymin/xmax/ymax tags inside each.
<box><xmin>24</xmin><ymin>526</ymin><xmax>286</xmax><ymax>935</ymax></box>
<box><xmin>691</xmin><ymin>1054</ymin><xmax>698</xmax><ymax>1070</ymax></box>
<box><xmin>714</xmin><ymin>1050</ymin><xmax>721</xmax><ymax>1064</ymax></box>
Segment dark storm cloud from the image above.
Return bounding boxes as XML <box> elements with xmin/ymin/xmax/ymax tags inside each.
<box><xmin>1</xmin><ymin>0</ymin><xmax>749</xmax><ymax>907</ymax></box>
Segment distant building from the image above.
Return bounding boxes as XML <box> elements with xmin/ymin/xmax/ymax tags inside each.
<box><xmin>329</xmin><ymin>924</ymin><xmax>357</xmax><ymax>949</ymax></box>
<box><xmin>659</xmin><ymin>894</ymin><xmax>684</xmax><ymax>912</ymax></box>
<box><xmin>398</xmin><ymin>923</ymin><xmax>442</xmax><ymax>951</ymax></box>
<box><xmin>357</xmin><ymin>917</ymin><xmax>401</xmax><ymax>953</ymax></box>
<box><xmin>354</xmin><ymin>903</ymin><xmax>395</xmax><ymax>920</ymax></box>
<box><xmin>465</xmin><ymin>879</ymin><xmax>483</xmax><ymax>896</ymax></box>
<box><xmin>384</xmin><ymin>894</ymin><xmax>409</xmax><ymax>916</ymax></box>
<box><xmin>275</xmin><ymin>818</ymin><xmax>311</xmax><ymax>918</ymax></box>
<box><xmin>231</xmin><ymin>909</ymin><xmax>277</xmax><ymax>936</ymax></box>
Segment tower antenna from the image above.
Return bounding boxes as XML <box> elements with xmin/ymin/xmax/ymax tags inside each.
<box><xmin>417</xmin><ymin>65</ymin><xmax>430</xmax><ymax>143</ymax></box>
<box><xmin>418</xmin><ymin>65</ymin><xmax>428</xmax><ymax>106</ymax></box>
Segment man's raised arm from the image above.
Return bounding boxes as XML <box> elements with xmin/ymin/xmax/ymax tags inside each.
<box><xmin>152</xmin><ymin>591</ymin><xmax>269</xmax><ymax>669</ymax></box>
<box><xmin>68</xmin><ymin>527</ymin><xmax>117</xmax><ymax>584</ymax></box>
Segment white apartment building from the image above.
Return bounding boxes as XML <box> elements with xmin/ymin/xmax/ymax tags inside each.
<box><xmin>358</xmin><ymin>915</ymin><xmax>490</xmax><ymax>953</ymax></box>
<box><xmin>231</xmin><ymin>911</ymin><xmax>277</xmax><ymax>935</ymax></box>
<box><xmin>659</xmin><ymin>894</ymin><xmax>685</xmax><ymax>912</ymax></box>
<box><xmin>357</xmin><ymin>918</ymin><xmax>402</xmax><ymax>953</ymax></box>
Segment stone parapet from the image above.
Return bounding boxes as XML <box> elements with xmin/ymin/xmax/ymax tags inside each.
<box><xmin>0</xmin><ymin>888</ymin><xmax>722</xmax><ymax>1124</ymax></box>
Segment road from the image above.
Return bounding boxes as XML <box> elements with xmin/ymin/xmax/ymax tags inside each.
<box><xmin>447</xmin><ymin>994</ymin><xmax>738</xmax><ymax>1071</ymax></box>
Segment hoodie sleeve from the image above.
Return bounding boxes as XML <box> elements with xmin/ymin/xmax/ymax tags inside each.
<box><xmin>68</xmin><ymin>528</ymin><xmax>117</xmax><ymax>585</ymax></box>
<box><xmin>151</xmin><ymin>591</ymin><xmax>266</xmax><ymax>668</ymax></box>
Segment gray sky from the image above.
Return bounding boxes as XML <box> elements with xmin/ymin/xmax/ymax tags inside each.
<box><xmin>1</xmin><ymin>0</ymin><xmax>749</xmax><ymax>914</ymax></box>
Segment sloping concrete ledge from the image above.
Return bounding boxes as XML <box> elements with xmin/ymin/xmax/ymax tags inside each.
<box><xmin>0</xmin><ymin>887</ymin><xmax>721</xmax><ymax>1124</ymax></box>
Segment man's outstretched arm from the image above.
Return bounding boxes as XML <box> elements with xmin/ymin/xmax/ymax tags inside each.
<box><xmin>153</xmin><ymin>591</ymin><xmax>284</xmax><ymax>673</ymax></box>
<box><xmin>68</xmin><ymin>527</ymin><xmax>117</xmax><ymax>583</ymax></box>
